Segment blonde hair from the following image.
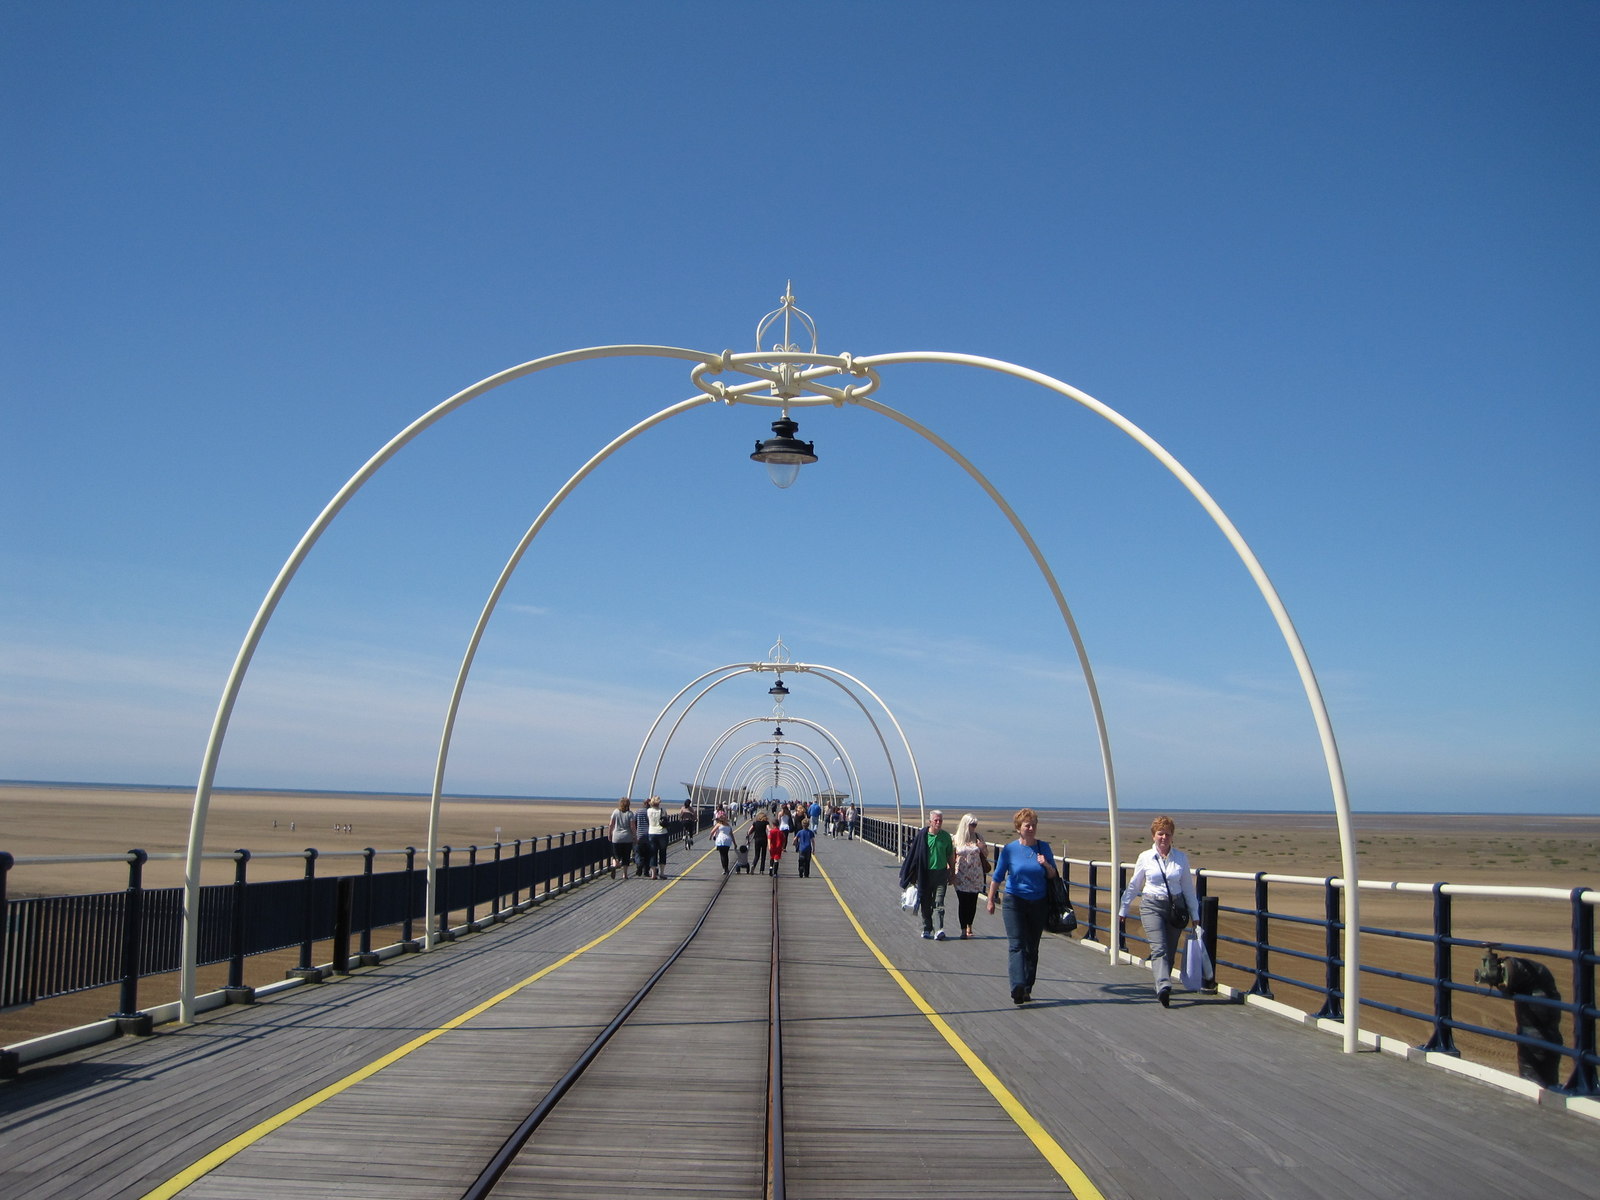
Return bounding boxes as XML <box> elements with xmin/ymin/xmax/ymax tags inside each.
<box><xmin>647</xmin><ymin>796</ymin><xmax>660</xmax><ymax>809</ymax></box>
<box><xmin>954</xmin><ymin>812</ymin><xmax>984</xmax><ymax>849</ymax></box>
<box><xmin>616</xmin><ymin>797</ymin><xmax>631</xmax><ymax>811</ymax></box>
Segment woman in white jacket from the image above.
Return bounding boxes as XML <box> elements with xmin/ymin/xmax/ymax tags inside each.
<box><xmin>1118</xmin><ymin>815</ymin><xmax>1200</xmax><ymax>1007</ymax></box>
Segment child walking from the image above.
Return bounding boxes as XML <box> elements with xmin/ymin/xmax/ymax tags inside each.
<box><xmin>767</xmin><ymin>822</ymin><xmax>785</xmax><ymax>876</ymax></box>
<box><xmin>794</xmin><ymin>819</ymin><xmax>815</xmax><ymax>877</ymax></box>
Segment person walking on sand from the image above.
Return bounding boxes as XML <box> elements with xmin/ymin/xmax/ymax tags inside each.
<box><xmin>1118</xmin><ymin>814</ymin><xmax>1200</xmax><ymax>1008</ymax></box>
<box><xmin>986</xmin><ymin>808</ymin><xmax>1059</xmax><ymax>1005</ymax></box>
<box><xmin>952</xmin><ymin>813</ymin><xmax>991</xmax><ymax>938</ymax></box>
<box><xmin>608</xmin><ymin>798</ymin><xmax>637</xmax><ymax>879</ymax></box>
<box><xmin>900</xmin><ymin>810</ymin><xmax>955</xmax><ymax>940</ymax></box>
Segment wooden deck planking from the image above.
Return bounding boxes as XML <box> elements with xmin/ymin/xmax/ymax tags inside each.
<box><xmin>3</xmin><ymin>836</ymin><xmax>1599</xmax><ymax>1199</ymax></box>
<box><xmin>811</xmin><ymin>835</ymin><xmax>1600</xmax><ymax>1200</ymax></box>
<box><xmin>178</xmin><ymin>873</ymin><xmax>725</xmax><ymax>1200</ymax></box>
<box><xmin>487</xmin><ymin>872</ymin><xmax>772</xmax><ymax>1199</ymax></box>
<box><xmin>776</xmin><ymin>862</ymin><xmax>1076</xmax><ymax>1199</ymax></box>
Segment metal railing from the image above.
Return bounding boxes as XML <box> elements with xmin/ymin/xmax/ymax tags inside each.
<box><xmin>1</xmin><ymin>806</ymin><xmax>719</xmax><ymax>1038</ymax></box>
<box><xmin>0</xmin><ymin>826</ymin><xmax>662</xmax><ymax>1019</ymax></box>
<box><xmin>868</xmin><ymin>819</ymin><xmax>1598</xmax><ymax>1096</ymax></box>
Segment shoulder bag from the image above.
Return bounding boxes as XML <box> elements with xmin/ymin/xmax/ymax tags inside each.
<box><xmin>1043</xmin><ymin>873</ymin><xmax>1077</xmax><ymax>935</ymax></box>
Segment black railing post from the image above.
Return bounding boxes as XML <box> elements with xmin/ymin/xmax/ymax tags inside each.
<box><xmin>1314</xmin><ymin>876</ymin><xmax>1344</xmax><ymax>1021</ymax></box>
<box><xmin>401</xmin><ymin>847</ymin><xmax>421</xmax><ymax>951</ymax></box>
<box><xmin>289</xmin><ymin>848</ymin><xmax>322</xmax><ymax>981</ymax></box>
<box><xmin>437</xmin><ymin>846</ymin><xmax>455</xmax><ymax>941</ymax></box>
<box><xmin>1082</xmin><ymin>862</ymin><xmax>1102</xmax><ymax>945</ymax></box>
<box><xmin>511</xmin><ymin>839</ymin><xmax>522</xmax><ymax>910</ymax></box>
<box><xmin>109</xmin><ymin>849</ymin><xmax>153</xmax><ymax>1033</ymax></box>
<box><xmin>558</xmin><ymin>832</ymin><xmax>568</xmax><ymax>892</ymax></box>
<box><xmin>1249</xmin><ymin>872</ymin><xmax>1274</xmax><ymax>999</ymax></box>
<box><xmin>1200</xmin><ymin>895</ymin><xmax>1220</xmax><ymax>992</ymax></box>
<box><xmin>359</xmin><ymin>847</ymin><xmax>377</xmax><ymax>963</ymax></box>
<box><xmin>0</xmin><ymin>852</ymin><xmax>13</xmax><ymax>1079</ymax></box>
<box><xmin>225</xmin><ymin>850</ymin><xmax>254</xmax><ymax>1002</ymax></box>
<box><xmin>1568</xmin><ymin>887</ymin><xmax>1598</xmax><ymax>1095</ymax></box>
<box><xmin>542</xmin><ymin>836</ymin><xmax>553</xmax><ymax>898</ymax></box>
<box><xmin>1420</xmin><ymin>882</ymin><xmax>1458</xmax><ymax>1053</ymax></box>
<box><xmin>491</xmin><ymin>839</ymin><xmax>504</xmax><ymax>922</ymax></box>
<box><xmin>466</xmin><ymin>845</ymin><xmax>479</xmax><ymax>931</ymax></box>
<box><xmin>331</xmin><ymin>877</ymin><xmax>354</xmax><ymax>975</ymax></box>
<box><xmin>1115</xmin><ymin>863</ymin><xmax>1129</xmax><ymax>957</ymax></box>
<box><xmin>1</xmin><ymin>851</ymin><xmax>13</xmax><ymax>1005</ymax></box>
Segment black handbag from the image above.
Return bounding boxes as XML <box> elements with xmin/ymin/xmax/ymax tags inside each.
<box><xmin>1044</xmin><ymin>875</ymin><xmax>1077</xmax><ymax>935</ymax></box>
<box><xmin>1160</xmin><ymin>857</ymin><xmax>1190</xmax><ymax>928</ymax></box>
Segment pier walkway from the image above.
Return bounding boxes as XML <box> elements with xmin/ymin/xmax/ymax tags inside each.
<box><xmin>2</xmin><ymin>833</ymin><xmax>1597</xmax><ymax>1199</ymax></box>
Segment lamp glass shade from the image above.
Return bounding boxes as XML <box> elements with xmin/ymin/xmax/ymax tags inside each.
<box><xmin>763</xmin><ymin>460</ymin><xmax>804</xmax><ymax>489</ymax></box>
<box><xmin>751</xmin><ymin>415</ymin><xmax>817</xmax><ymax>489</ymax></box>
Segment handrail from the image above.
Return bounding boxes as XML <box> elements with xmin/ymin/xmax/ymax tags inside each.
<box><xmin>869</xmin><ymin>824</ymin><xmax>1597</xmax><ymax>1096</ymax></box>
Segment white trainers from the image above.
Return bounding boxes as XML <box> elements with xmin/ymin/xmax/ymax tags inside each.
<box><xmin>934</xmin><ymin>929</ymin><xmax>947</xmax><ymax>941</ymax></box>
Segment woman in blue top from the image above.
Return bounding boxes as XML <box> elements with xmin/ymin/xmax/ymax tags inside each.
<box><xmin>985</xmin><ymin>808</ymin><xmax>1060</xmax><ymax>1005</ymax></box>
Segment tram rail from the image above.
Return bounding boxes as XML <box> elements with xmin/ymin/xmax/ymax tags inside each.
<box><xmin>465</xmin><ymin>866</ymin><xmax>785</xmax><ymax>1199</ymax></box>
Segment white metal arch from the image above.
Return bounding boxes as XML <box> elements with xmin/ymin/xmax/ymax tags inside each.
<box><xmin>849</xmin><ymin>350</ymin><xmax>1360</xmax><ymax>1049</ymax></box>
<box><xmin>740</xmin><ymin>759</ymin><xmax>823</xmax><ymax>812</ymax></box>
<box><xmin>690</xmin><ymin>716</ymin><xmax>862</xmax><ymax>813</ymax></box>
<box><xmin>734</xmin><ymin>758</ymin><xmax>818</xmax><ymax>808</ymax></box>
<box><xmin>625</xmin><ymin>661</ymin><xmax>919</xmax><ymax>838</ymax></box>
<box><xmin>718</xmin><ymin>737</ymin><xmax>834</xmax><ymax>802</ymax></box>
<box><xmin>178</xmin><ymin>335</ymin><xmax>1358</xmax><ymax>1050</ymax></box>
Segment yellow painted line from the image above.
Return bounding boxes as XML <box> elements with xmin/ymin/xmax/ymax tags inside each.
<box><xmin>816</xmin><ymin>858</ymin><xmax>1108</xmax><ymax>1200</ymax></box>
<box><xmin>141</xmin><ymin>871</ymin><xmax>691</xmax><ymax>1200</ymax></box>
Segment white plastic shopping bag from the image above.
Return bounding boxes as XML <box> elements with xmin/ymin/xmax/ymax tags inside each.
<box><xmin>1181</xmin><ymin>933</ymin><xmax>1212</xmax><ymax>991</ymax></box>
<box><xmin>901</xmin><ymin>884</ymin><xmax>919</xmax><ymax>911</ymax></box>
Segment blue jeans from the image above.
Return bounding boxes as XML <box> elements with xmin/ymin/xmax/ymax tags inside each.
<box><xmin>1002</xmin><ymin>893</ymin><xmax>1048</xmax><ymax>992</ymax></box>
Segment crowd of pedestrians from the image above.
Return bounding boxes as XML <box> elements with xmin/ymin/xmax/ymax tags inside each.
<box><xmin>608</xmin><ymin>796</ymin><xmax>850</xmax><ymax>879</ymax></box>
<box><xmin>612</xmin><ymin>795</ymin><xmax>1200</xmax><ymax>1010</ymax></box>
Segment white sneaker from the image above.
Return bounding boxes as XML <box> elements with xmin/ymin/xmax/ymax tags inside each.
<box><xmin>934</xmin><ymin>929</ymin><xmax>947</xmax><ymax>941</ymax></box>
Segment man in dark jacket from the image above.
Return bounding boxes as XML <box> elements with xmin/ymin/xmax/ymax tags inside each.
<box><xmin>899</xmin><ymin>811</ymin><xmax>954</xmax><ymax>940</ymax></box>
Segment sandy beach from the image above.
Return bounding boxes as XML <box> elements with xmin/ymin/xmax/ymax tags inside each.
<box><xmin>5</xmin><ymin>783</ymin><xmax>1594</xmax><ymax>895</ymax></box>
<box><xmin>0</xmin><ymin>783</ymin><xmax>620</xmax><ymax>895</ymax></box>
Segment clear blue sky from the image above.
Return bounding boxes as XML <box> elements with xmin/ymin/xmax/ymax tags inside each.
<box><xmin>3</xmin><ymin>2</ymin><xmax>1596</xmax><ymax>814</ymax></box>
